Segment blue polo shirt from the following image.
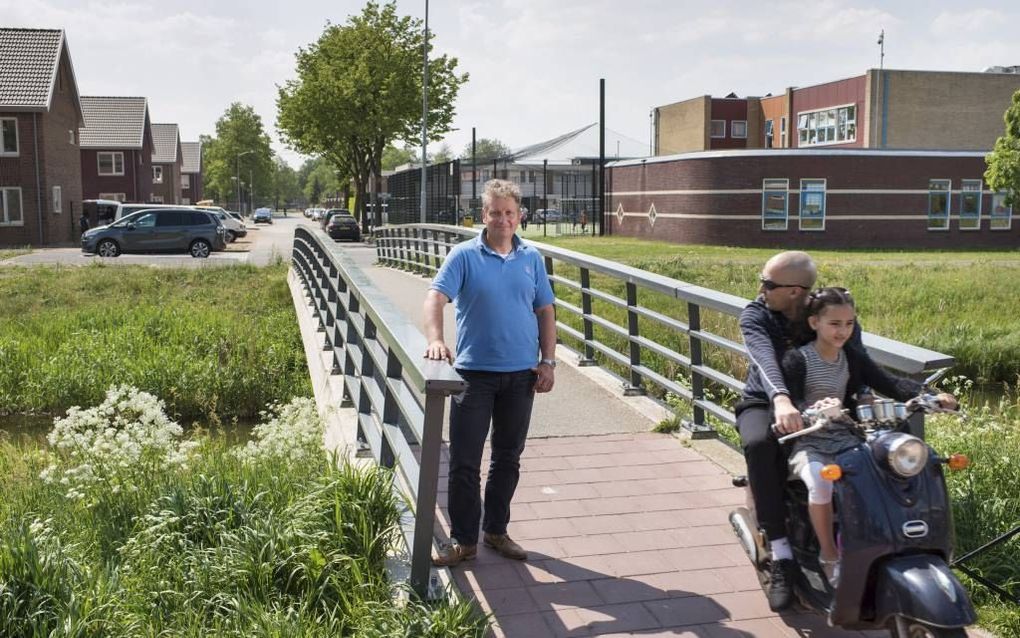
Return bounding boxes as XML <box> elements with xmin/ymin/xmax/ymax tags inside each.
<box><xmin>430</xmin><ymin>232</ymin><xmax>555</xmax><ymax>372</ymax></box>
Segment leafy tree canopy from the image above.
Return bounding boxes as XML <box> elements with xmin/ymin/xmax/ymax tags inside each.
<box><xmin>985</xmin><ymin>89</ymin><xmax>1020</xmax><ymax>208</ymax></box>
<box><xmin>277</xmin><ymin>1</ymin><xmax>468</xmax><ymax>224</ymax></box>
<box><xmin>202</xmin><ymin>103</ymin><xmax>274</xmax><ymax>207</ymax></box>
<box><xmin>382</xmin><ymin>144</ymin><xmax>418</xmax><ymax>171</ymax></box>
<box><xmin>459</xmin><ymin>137</ymin><xmax>511</xmax><ymax>162</ymax></box>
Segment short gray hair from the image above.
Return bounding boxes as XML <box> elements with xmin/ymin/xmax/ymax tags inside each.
<box><xmin>482</xmin><ymin>179</ymin><xmax>521</xmax><ymax>209</ymax></box>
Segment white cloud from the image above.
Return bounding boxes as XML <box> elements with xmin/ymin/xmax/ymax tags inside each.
<box><xmin>930</xmin><ymin>8</ymin><xmax>1002</xmax><ymax>36</ymax></box>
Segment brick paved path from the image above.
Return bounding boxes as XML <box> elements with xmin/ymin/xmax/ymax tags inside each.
<box><xmin>437</xmin><ymin>433</ymin><xmax>881</xmax><ymax>638</ymax></box>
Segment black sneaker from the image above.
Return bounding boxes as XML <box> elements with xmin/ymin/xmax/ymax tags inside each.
<box><xmin>767</xmin><ymin>558</ymin><xmax>797</xmax><ymax>611</ymax></box>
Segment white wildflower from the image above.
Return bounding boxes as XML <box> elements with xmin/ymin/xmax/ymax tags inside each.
<box><xmin>236</xmin><ymin>397</ymin><xmax>324</xmax><ymax>467</ymax></box>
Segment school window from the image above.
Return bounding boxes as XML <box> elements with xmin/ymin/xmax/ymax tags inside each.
<box><xmin>68</xmin><ymin>129</ymin><xmax>75</xmax><ymax>145</ymax></box>
<box><xmin>1</xmin><ymin>117</ymin><xmax>18</xmax><ymax>155</ymax></box>
<box><xmin>761</xmin><ymin>179</ymin><xmax>789</xmax><ymax>231</ymax></box>
<box><xmin>797</xmin><ymin>104</ymin><xmax>856</xmax><ymax>146</ymax></box>
<box><xmin>152</xmin><ymin>166</ymin><xmax>163</xmax><ymax>184</ymax></box>
<box><xmin>710</xmin><ymin>120</ymin><xmax>726</xmax><ymax>138</ymax></box>
<box><xmin>764</xmin><ymin>120</ymin><xmax>774</xmax><ymax>148</ymax></box>
<box><xmin>799</xmin><ymin>179</ymin><xmax>826</xmax><ymax>231</ymax></box>
<box><xmin>1</xmin><ymin>187</ymin><xmax>24</xmax><ymax>225</ymax></box>
<box><xmin>99</xmin><ymin>192</ymin><xmax>126</xmax><ymax>202</ymax></box>
<box><xmin>927</xmin><ymin>179</ymin><xmax>951</xmax><ymax>230</ymax></box>
<box><xmin>990</xmin><ymin>192</ymin><xmax>1012</xmax><ymax>230</ymax></box>
<box><xmin>151</xmin><ymin>195</ymin><xmax>164</xmax><ymax>204</ymax></box>
<box><xmin>182</xmin><ymin>174</ymin><xmax>191</xmax><ymax>189</ymax></box>
<box><xmin>98</xmin><ymin>152</ymin><xmax>124</xmax><ymax>176</ymax></box>
<box><xmin>958</xmin><ymin>180</ymin><xmax>982</xmax><ymax>230</ymax></box>
<box><xmin>780</xmin><ymin>116</ymin><xmax>787</xmax><ymax>147</ymax></box>
<box><xmin>731</xmin><ymin>120</ymin><xmax>747</xmax><ymax>139</ymax></box>
<box><xmin>53</xmin><ymin>186</ymin><xmax>62</xmax><ymax>214</ymax></box>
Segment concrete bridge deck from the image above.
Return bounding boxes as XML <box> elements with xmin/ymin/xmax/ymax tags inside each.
<box><xmin>338</xmin><ymin>243</ymin><xmax>895</xmax><ymax>638</ymax></box>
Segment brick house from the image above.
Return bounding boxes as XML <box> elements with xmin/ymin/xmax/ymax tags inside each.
<box><xmin>180</xmin><ymin>141</ymin><xmax>202</xmax><ymax>204</ymax></box>
<box><xmin>0</xmin><ymin>28</ymin><xmax>85</xmax><ymax>246</ymax></box>
<box><xmin>150</xmin><ymin>123</ymin><xmax>182</xmax><ymax>204</ymax></box>
<box><xmin>79</xmin><ymin>96</ymin><xmax>155</xmax><ymax>203</ymax></box>
<box><xmin>654</xmin><ymin>68</ymin><xmax>1020</xmax><ymax>154</ymax></box>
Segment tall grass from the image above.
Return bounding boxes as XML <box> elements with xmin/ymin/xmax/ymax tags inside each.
<box><xmin>0</xmin><ymin>247</ymin><xmax>32</xmax><ymax>261</ymax></box>
<box><xmin>0</xmin><ymin>394</ymin><xmax>488</xmax><ymax>636</ymax></box>
<box><xmin>0</xmin><ymin>263</ymin><xmax>310</xmax><ymax>422</ymax></box>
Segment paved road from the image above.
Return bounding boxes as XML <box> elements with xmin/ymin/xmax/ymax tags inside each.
<box><xmin>1</xmin><ymin>214</ymin><xmax>307</xmax><ymax>268</ymax></box>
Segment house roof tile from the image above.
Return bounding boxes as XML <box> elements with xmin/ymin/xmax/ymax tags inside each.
<box><xmin>79</xmin><ymin>96</ymin><xmax>148</xmax><ymax>148</ymax></box>
<box><xmin>151</xmin><ymin>123</ymin><xmax>180</xmax><ymax>163</ymax></box>
<box><xmin>181</xmin><ymin>141</ymin><xmax>202</xmax><ymax>173</ymax></box>
<box><xmin>0</xmin><ymin>28</ymin><xmax>64</xmax><ymax>109</ymax></box>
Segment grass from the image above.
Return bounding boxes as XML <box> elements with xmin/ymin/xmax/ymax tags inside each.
<box><xmin>0</xmin><ymin>401</ymin><xmax>488</xmax><ymax>637</ymax></box>
<box><xmin>0</xmin><ymin>247</ymin><xmax>32</xmax><ymax>261</ymax></box>
<box><xmin>0</xmin><ymin>262</ymin><xmax>310</xmax><ymax>423</ymax></box>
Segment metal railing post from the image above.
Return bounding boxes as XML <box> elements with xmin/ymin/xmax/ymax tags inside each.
<box><xmin>411</xmin><ymin>387</ymin><xmax>447</xmax><ymax>599</ymax></box>
<box><xmin>578</xmin><ymin>266</ymin><xmax>596</xmax><ymax>366</ymax></box>
<box><xmin>688</xmin><ymin>302</ymin><xmax>706</xmax><ymax>429</ymax></box>
<box><xmin>625</xmin><ymin>282</ymin><xmax>644</xmax><ymax>395</ymax></box>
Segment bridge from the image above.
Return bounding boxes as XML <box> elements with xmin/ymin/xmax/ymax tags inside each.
<box><xmin>288</xmin><ymin>224</ymin><xmax>960</xmax><ymax>638</ymax></box>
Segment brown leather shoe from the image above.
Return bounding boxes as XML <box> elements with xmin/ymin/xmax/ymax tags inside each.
<box><xmin>483</xmin><ymin>533</ymin><xmax>528</xmax><ymax>560</ymax></box>
<box><xmin>432</xmin><ymin>540</ymin><xmax>477</xmax><ymax>567</ymax></box>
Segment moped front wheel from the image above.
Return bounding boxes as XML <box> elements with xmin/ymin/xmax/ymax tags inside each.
<box><xmin>889</xmin><ymin>618</ymin><xmax>967</xmax><ymax>638</ymax></box>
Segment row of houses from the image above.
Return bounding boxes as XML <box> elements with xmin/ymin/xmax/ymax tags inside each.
<box><xmin>1</xmin><ymin>28</ymin><xmax>204</xmax><ymax>246</ymax></box>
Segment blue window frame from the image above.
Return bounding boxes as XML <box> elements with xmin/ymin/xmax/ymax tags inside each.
<box><xmin>958</xmin><ymin>180</ymin><xmax>981</xmax><ymax>230</ymax></box>
<box><xmin>762</xmin><ymin>179</ymin><xmax>788</xmax><ymax>231</ymax></box>
<box><xmin>991</xmin><ymin>192</ymin><xmax>1012</xmax><ymax>230</ymax></box>
<box><xmin>799</xmin><ymin>179</ymin><xmax>826</xmax><ymax>231</ymax></box>
<box><xmin>927</xmin><ymin>179</ymin><xmax>950</xmax><ymax>231</ymax></box>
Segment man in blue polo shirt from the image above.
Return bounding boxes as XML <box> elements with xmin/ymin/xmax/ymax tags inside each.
<box><xmin>424</xmin><ymin>179</ymin><xmax>557</xmax><ymax>567</ymax></box>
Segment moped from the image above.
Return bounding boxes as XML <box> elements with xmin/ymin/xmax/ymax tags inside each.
<box><xmin>729</xmin><ymin>394</ymin><xmax>976</xmax><ymax>637</ymax></box>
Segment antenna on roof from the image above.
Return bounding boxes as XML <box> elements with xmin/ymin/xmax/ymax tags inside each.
<box><xmin>877</xmin><ymin>29</ymin><xmax>885</xmax><ymax>73</ymax></box>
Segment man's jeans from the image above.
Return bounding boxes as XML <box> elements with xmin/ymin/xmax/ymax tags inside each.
<box><xmin>448</xmin><ymin>369</ymin><xmax>536</xmax><ymax>544</ymax></box>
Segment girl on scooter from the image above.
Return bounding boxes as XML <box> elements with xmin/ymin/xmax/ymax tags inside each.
<box><xmin>781</xmin><ymin>287</ymin><xmax>956</xmax><ymax>587</ymax></box>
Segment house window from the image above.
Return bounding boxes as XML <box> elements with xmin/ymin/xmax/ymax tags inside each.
<box><xmin>780</xmin><ymin>116</ymin><xmax>787</xmax><ymax>147</ymax></box>
<box><xmin>797</xmin><ymin>104</ymin><xmax>856</xmax><ymax>146</ymax></box>
<box><xmin>182</xmin><ymin>197</ymin><xmax>191</xmax><ymax>205</ymax></box>
<box><xmin>731</xmin><ymin>120</ymin><xmax>747</xmax><ymax>139</ymax></box>
<box><xmin>68</xmin><ymin>130</ymin><xmax>75</xmax><ymax>145</ymax></box>
<box><xmin>710</xmin><ymin>120</ymin><xmax>726</xmax><ymax>138</ymax></box>
<box><xmin>761</xmin><ymin>179</ymin><xmax>789</xmax><ymax>231</ymax></box>
<box><xmin>98</xmin><ymin>152</ymin><xmax>125</xmax><ymax>176</ymax></box>
<box><xmin>1</xmin><ymin>187</ymin><xmax>24</xmax><ymax>225</ymax></box>
<box><xmin>990</xmin><ymin>193</ymin><xmax>1013</xmax><ymax>230</ymax></box>
<box><xmin>958</xmin><ymin>180</ymin><xmax>982</xmax><ymax>230</ymax></box>
<box><xmin>799</xmin><ymin>179</ymin><xmax>826</xmax><ymax>231</ymax></box>
<box><xmin>53</xmin><ymin>186</ymin><xmax>62</xmax><ymax>214</ymax></box>
<box><xmin>182</xmin><ymin>174</ymin><xmax>191</xmax><ymax>189</ymax></box>
<box><xmin>1</xmin><ymin>117</ymin><xmax>18</xmax><ymax>155</ymax></box>
<box><xmin>151</xmin><ymin>195</ymin><xmax>164</xmax><ymax>204</ymax></box>
<box><xmin>153</xmin><ymin>166</ymin><xmax>163</xmax><ymax>184</ymax></box>
<box><xmin>99</xmin><ymin>192</ymin><xmax>126</xmax><ymax>202</ymax></box>
<box><xmin>764</xmin><ymin>120</ymin><xmax>774</xmax><ymax>149</ymax></box>
<box><xmin>928</xmin><ymin>180</ymin><xmax>951</xmax><ymax>230</ymax></box>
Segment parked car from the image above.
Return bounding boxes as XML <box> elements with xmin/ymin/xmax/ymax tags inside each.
<box><xmin>81</xmin><ymin>209</ymin><xmax>227</xmax><ymax>258</ymax></box>
<box><xmin>326</xmin><ymin>213</ymin><xmax>362</xmax><ymax>242</ymax></box>
<box><xmin>193</xmin><ymin>206</ymin><xmax>247</xmax><ymax>242</ymax></box>
<box><xmin>320</xmin><ymin>208</ymin><xmax>352</xmax><ymax>230</ymax></box>
<box><xmin>252</xmin><ymin>208</ymin><xmax>273</xmax><ymax>224</ymax></box>
<box><xmin>536</xmin><ymin>208</ymin><xmax>562</xmax><ymax>222</ymax></box>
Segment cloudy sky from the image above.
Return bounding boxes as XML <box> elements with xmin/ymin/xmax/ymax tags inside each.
<box><xmin>6</xmin><ymin>0</ymin><xmax>1018</xmax><ymax>167</ymax></box>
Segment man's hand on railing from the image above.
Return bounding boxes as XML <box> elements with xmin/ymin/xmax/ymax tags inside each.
<box><xmin>424</xmin><ymin>340</ymin><xmax>453</xmax><ymax>364</ymax></box>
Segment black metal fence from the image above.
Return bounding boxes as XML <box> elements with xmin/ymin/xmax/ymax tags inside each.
<box><xmin>385</xmin><ymin>160</ymin><xmax>461</xmax><ymax>225</ymax></box>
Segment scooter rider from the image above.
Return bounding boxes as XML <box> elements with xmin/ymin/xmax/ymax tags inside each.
<box><xmin>736</xmin><ymin>250</ymin><xmax>841</xmax><ymax>611</ymax></box>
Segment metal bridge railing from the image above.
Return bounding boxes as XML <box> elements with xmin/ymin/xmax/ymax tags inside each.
<box><xmin>374</xmin><ymin>224</ymin><xmax>955</xmax><ymax>438</ymax></box>
<box><xmin>291</xmin><ymin>226</ymin><xmax>466</xmax><ymax>599</ymax></box>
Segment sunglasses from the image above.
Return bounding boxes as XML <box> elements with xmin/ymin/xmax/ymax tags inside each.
<box><xmin>758</xmin><ymin>274</ymin><xmax>810</xmax><ymax>291</ymax></box>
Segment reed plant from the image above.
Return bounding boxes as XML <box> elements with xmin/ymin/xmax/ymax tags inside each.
<box><xmin>0</xmin><ymin>263</ymin><xmax>310</xmax><ymax>422</ymax></box>
<box><xmin>0</xmin><ymin>389</ymin><xmax>488</xmax><ymax>636</ymax></box>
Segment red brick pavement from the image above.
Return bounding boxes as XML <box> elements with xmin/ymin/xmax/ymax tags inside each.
<box><xmin>436</xmin><ymin>432</ymin><xmax>887</xmax><ymax>638</ymax></box>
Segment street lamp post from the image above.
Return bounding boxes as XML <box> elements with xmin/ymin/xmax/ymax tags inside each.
<box><xmin>236</xmin><ymin>150</ymin><xmax>254</xmax><ymax>214</ymax></box>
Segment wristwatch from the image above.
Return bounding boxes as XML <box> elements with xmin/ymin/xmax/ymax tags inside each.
<box><xmin>540</xmin><ymin>358</ymin><xmax>557</xmax><ymax>369</ymax></box>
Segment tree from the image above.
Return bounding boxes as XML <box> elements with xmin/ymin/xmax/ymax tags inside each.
<box><xmin>459</xmin><ymin>137</ymin><xmax>511</xmax><ymax>162</ymax></box>
<box><xmin>277</xmin><ymin>1</ymin><xmax>468</xmax><ymax>229</ymax></box>
<box><xmin>303</xmin><ymin>161</ymin><xmax>346</xmax><ymax>205</ymax></box>
<box><xmin>431</xmin><ymin>143</ymin><xmax>454</xmax><ymax>164</ymax></box>
<box><xmin>202</xmin><ymin>103</ymin><xmax>274</xmax><ymax>210</ymax></box>
<box><xmin>271</xmin><ymin>156</ymin><xmax>302</xmax><ymax>210</ymax></box>
<box><xmin>382</xmin><ymin>143</ymin><xmax>417</xmax><ymax>171</ymax></box>
<box><xmin>985</xmin><ymin>89</ymin><xmax>1020</xmax><ymax>208</ymax></box>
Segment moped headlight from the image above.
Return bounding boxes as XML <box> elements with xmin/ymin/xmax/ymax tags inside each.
<box><xmin>884</xmin><ymin>433</ymin><xmax>929</xmax><ymax>477</ymax></box>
